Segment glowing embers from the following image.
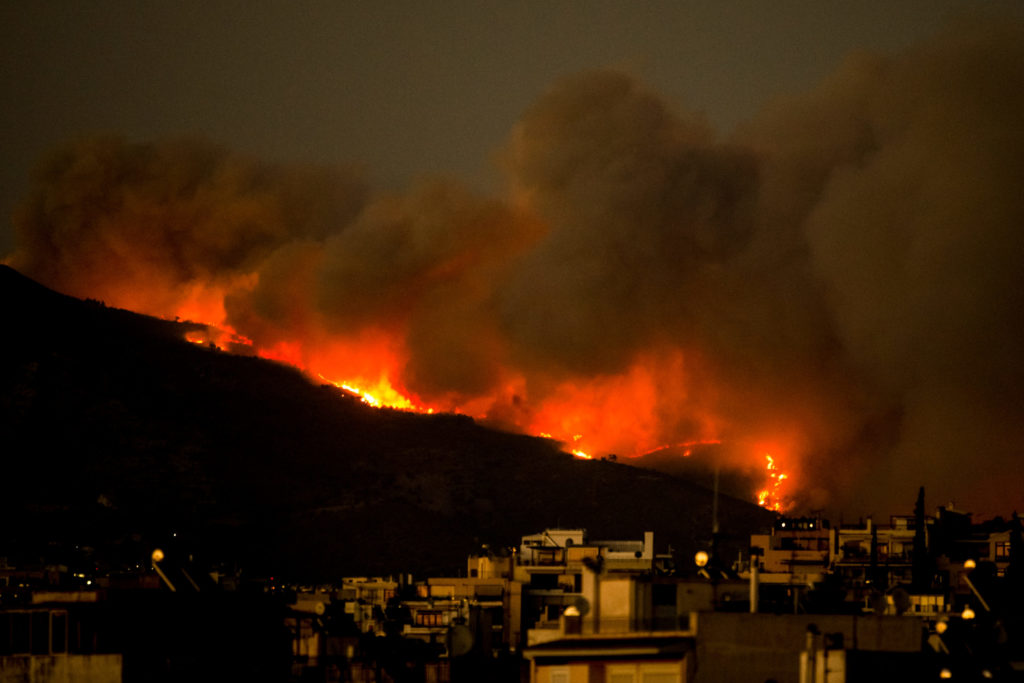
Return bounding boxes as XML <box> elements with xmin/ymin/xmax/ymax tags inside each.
<box><xmin>183</xmin><ymin>325</ymin><xmax>254</xmax><ymax>350</ymax></box>
<box><xmin>569</xmin><ymin>434</ymin><xmax>593</xmax><ymax>460</ymax></box>
<box><xmin>638</xmin><ymin>439</ymin><xmax>722</xmax><ymax>458</ymax></box>
<box><xmin>757</xmin><ymin>453</ymin><xmax>789</xmax><ymax>512</ymax></box>
<box><xmin>328</xmin><ymin>378</ymin><xmax>432</xmax><ymax>413</ymax></box>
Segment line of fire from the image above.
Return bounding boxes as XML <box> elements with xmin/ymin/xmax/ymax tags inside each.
<box><xmin>3</xmin><ymin>490</ymin><xmax>1023</xmax><ymax>682</ymax></box>
<box><xmin>183</xmin><ymin>319</ymin><xmax>791</xmax><ymax>515</ymax></box>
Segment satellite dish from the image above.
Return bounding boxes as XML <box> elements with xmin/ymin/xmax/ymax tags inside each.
<box><xmin>314</xmin><ymin>602</ymin><xmax>326</xmax><ymax>616</ymax></box>
<box><xmin>446</xmin><ymin>624</ymin><xmax>474</xmax><ymax>657</ymax></box>
<box><xmin>568</xmin><ymin>595</ymin><xmax>591</xmax><ymax>617</ymax></box>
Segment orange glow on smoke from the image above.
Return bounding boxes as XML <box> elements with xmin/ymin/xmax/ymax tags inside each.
<box><xmin>519</xmin><ymin>350</ymin><xmax>720</xmax><ymax>460</ymax></box>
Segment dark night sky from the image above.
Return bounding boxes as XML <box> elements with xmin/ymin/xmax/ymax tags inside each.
<box><xmin>2</xmin><ymin>0</ymin><xmax>1018</xmax><ymax>255</ymax></box>
<box><xmin>3</xmin><ymin>1</ymin><xmax>1024</xmax><ymax>518</ymax></box>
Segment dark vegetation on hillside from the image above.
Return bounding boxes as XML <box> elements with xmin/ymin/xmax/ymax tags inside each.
<box><xmin>1</xmin><ymin>265</ymin><xmax>773</xmax><ymax>581</ymax></box>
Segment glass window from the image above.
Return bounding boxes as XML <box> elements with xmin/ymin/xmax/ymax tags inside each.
<box><xmin>415</xmin><ymin>611</ymin><xmax>444</xmax><ymax>627</ymax></box>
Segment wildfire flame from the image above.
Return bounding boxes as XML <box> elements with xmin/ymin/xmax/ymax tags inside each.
<box><xmin>138</xmin><ymin>286</ymin><xmax>803</xmax><ymax>511</ymax></box>
<box><xmin>180</xmin><ymin>315</ymin><xmax>795</xmax><ymax>507</ymax></box>
<box><xmin>757</xmin><ymin>453</ymin><xmax>789</xmax><ymax>512</ymax></box>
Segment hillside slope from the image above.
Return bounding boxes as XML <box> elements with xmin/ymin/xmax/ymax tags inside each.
<box><xmin>1</xmin><ymin>265</ymin><xmax>773</xmax><ymax>580</ymax></box>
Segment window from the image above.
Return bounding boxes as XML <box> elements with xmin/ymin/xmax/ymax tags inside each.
<box><xmin>535</xmin><ymin>548</ymin><xmax>563</xmax><ymax>566</ymax></box>
<box><xmin>609</xmin><ymin>662</ymin><xmax>681</xmax><ymax>683</ymax></box>
<box><xmin>995</xmin><ymin>542</ymin><xmax>1010</xmax><ymax>560</ymax></box>
<box><xmin>549</xmin><ymin>666</ymin><xmax>570</xmax><ymax>683</ymax></box>
<box><xmin>415</xmin><ymin>611</ymin><xmax>444</xmax><ymax>627</ymax></box>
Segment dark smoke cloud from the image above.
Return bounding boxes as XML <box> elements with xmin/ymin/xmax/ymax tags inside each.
<box><xmin>9</xmin><ymin>136</ymin><xmax>368</xmax><ymax>312</ymax></box>
<box><xmin>726</xmin><ymin>17</ymin><xmax>1024</xmax><ymax>514</ymax></box>
<box><xmin>8</xmin><ymin>16</ymin><xmax>1024</xmax><ymax>516</ymax></box>
<box><xmin>499</xmin><ymin>72</ymin><xmax>759</xmax><ymax>375</ymax></box>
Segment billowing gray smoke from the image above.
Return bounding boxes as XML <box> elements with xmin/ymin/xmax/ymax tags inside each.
<box><xmin>8</xmin><ymin>16</ymin><xmax>1024</xmax><ymax>516</ymax></box>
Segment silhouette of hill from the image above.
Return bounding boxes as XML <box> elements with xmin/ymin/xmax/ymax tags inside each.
<box><xmin>1</xmin><ymin>265</ymin><xmax>774</xmax><ymax>581</ymax></box>
<box><xmin>627</xmin><ymin>444</ymin><xmax>767</xmax><ymax>503</ymax></box>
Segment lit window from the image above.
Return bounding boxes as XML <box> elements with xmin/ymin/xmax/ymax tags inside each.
<box><xmin>415</xmin><ymin>611</ymin><xmax>444</xmax><ymax>627</ymax></box>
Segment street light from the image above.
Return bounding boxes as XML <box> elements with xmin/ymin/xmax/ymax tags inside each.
<box><xmin>151</xmin><ymin>548</ymin><xmax>176</xmax><ymax>592</ymax></box>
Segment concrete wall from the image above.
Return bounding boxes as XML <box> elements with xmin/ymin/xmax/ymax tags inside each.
<box><xmin>599</xmin><ymin>579</ymin><xmax>633</xmax><ymax>632</ymax></box>
<box><xmin>693</xmin><ymin>613</ymin><xmax>923</xmax><ymax>683</ymax></box>
<box><xmin>0</xmin><ymin>654</ymin><xmax>122</xmax><ymax>683</ymax></box>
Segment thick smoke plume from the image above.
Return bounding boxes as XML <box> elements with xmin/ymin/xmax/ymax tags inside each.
<box><xmin>8</xmin><ymin>17</ymin><xmax>1024</xmax><ymax>516</ymax></box>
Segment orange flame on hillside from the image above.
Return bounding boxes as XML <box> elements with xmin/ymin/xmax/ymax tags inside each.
<box><xmin>140</xmin><ymin>296</ymin><xmax>793</xmax><ymax>509</ymax></box>
<box><xmin>757</xmin><ymin>454</ymin><xmax>789</xmax><ymax>512</ymax></box>
<box><xmin>639</xmin><ymin>439</ymin><xmax>723</xmax><ymax>458</ymax></box>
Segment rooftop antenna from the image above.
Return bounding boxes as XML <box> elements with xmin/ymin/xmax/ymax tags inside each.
<box><xmin>712</xmin><ymin>465</ymin><xmax>720</xmax><ymax>539</ymax></box>
<box><xmin>708</xmin><ymin>463</ymin><xmax>720</xmax><ymax>573</ymax></box>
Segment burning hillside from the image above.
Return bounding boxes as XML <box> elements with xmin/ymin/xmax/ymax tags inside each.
<box><xmin>7</xmin><ymin>18</ymin><xmax>1024</xmax><ymax>516</ymax></box>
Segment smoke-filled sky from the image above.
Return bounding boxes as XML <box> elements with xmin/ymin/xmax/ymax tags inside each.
<box><xmin>4</xmin><ymin>1</ymin><xmax>1024</xmax><ymax>518</ymax></box>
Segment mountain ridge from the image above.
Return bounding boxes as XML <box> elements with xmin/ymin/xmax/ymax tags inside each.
<box><xmin>0</xmin><ymin>265</ymin><xmax>774</xmax><ymax>580</ymax></box>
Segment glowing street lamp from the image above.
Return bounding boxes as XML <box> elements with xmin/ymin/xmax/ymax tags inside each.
<box><xmin>151</xmin><ymin>548</ymin><xmax>176</xmax><ymax>592</ymax></box>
